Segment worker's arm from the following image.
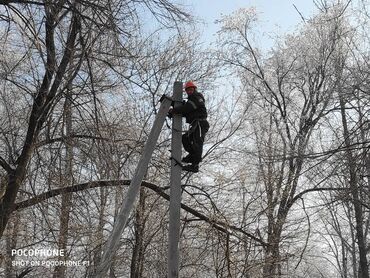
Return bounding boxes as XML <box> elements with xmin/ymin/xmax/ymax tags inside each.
<box><xmin>171</xmin><ymin>100</ymin><xmax>197</xmax><ymax>115</ymax></box>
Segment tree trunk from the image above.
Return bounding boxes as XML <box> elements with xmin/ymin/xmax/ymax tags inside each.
<box><xmin>53</xmin><ymin>91</ymin><xmax>73</xmax><ymax>278</ymax></box>
<box><xmin>341</xmin><ymin>238</ymin><xmax>348</xmax><ymax>278</ymax></box>
<box><xmin>130</xmin><ymin>187</ymin><xmax>146</xmax><ymax>278</ymax></box>
<box><xmin>0</xmin><ymin>168</ymin><xmax>27</xmax><ymax>237</ymax></box>
<box><xmin>0</xmin><ymin>8</ymin><xmax>79</xmax><ymax>239</ymax></box>
<box><xmin>89</xmin><ymin>186</ymin><xmax>108</xmax><ymax>276</ymax></box>
<box><xmin>4</xmin><ymin>213</ymin><xmax>19</xmax><ymax>278</ymax></box>
<box><xmin>339</xmin><ymin>96</ymin><xmax>369</xmax><ymax>278</ymax></box>
<box><xmin>263</xmin><ymin>216</ymin><xmax>285</xmax><ymax>277</ymax></box>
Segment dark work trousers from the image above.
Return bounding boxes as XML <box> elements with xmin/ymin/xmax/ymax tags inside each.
<box><xmin>182</xmin><ymin>120</ymin><xmax>210</xmax><ymax>164</ymax></box>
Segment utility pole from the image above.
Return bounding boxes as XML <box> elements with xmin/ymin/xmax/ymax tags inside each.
<box><xmin>93</xmin><ymin>95</ymin><xmax>172</xmax><ymax>278</ymax></box>
<box><xmin>167</xmin><ymin>81</ymin><xmax>183</xmax><ymax>278</ymax></box>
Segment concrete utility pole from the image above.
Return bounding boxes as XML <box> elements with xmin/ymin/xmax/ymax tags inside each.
<box><xmin>167</xmin><ymin>81</ymin><xmax>183</xmax><ymax>278</ymax></box>
<box><xmin>93</xmin><ymin>95</ymin><xmax>172</xmax><ymax>278</ymax></box>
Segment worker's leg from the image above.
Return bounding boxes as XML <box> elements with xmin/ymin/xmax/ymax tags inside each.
<box><xmin>191</xmin><ymin>121</ymin><xmax>209</xmax><ymax>164</ymax></box>
<box><xmin>182</xmin><ymin>133</ymin><xmax>193</xmax><ymax>154</ymax></box>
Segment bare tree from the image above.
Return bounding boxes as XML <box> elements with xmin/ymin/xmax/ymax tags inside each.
<box><xmin>216</xmin><ymin>4</ymin><xmax>357</xmax><ymax>276</ymax></box>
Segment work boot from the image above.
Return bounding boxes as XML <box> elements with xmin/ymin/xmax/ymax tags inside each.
<box><xmin>182</xmin><ymin>164</ymin><xmax>199</xmax><ymax>173</ymax></box>
<box><xmin>181</xmin><ymin>154</ymin><xmax>193</xmax><ymax>163</ymax></box>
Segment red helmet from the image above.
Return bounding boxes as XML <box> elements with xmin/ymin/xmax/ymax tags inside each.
<box><xmin>184</xmin><ymin>81</ymin><xmax>197</xmax><ymax>90</ymax></box>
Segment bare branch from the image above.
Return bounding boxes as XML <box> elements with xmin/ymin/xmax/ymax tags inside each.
<box><xmin>0</xmin><ymin>156</ymin><xmax>13</xmax><ymax>173</ymax></box>
<box><xmin>289</xmin><ymin>187</ymin><xmax>349</xmax><ymax>208</ymax></box>
<box><xmin>0</xmin><ymin>0</ymin><xmax>44</xmax><ymax>5</ymax></box>
<box><xmin>293</xmin><ymin>4</ymin><xmax>306</xmax><ymax>23</ymax></box>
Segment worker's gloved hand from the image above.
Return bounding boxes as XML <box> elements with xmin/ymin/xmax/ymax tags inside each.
<box><xmin>167</xmin><ymin>108</ymin><xmax>173</xmax><ymax>119</ymax></box>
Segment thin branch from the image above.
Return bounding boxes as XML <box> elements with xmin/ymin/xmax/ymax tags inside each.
<box><xmin>289</xmin><ymin>187</ymin><xmax>349</xmax><ymax>208</ymax></box>
<box><xmin>35</xmin><ymin>134</ymin><xmax>139</xmax><ymax>148</ymax></box>
<box><xmin>0</xmin><ymin>0</ymin><xmax>44</xmax><ymax>5</ymax></box>
<box><xmin>0</xmin><ymin>156</ymin><xmax>13</xmax><ymax>173</ymax></box>
<box><xmin>293</xmin><ymin>4</ymin><xmax>306</xmax><ymax>23</ymax></box>
<box><xmin>294</xmin><ymin>197</ymin><xmax>310</xmax><ymax>269</ymax></box>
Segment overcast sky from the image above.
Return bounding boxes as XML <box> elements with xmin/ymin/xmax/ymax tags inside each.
<box><xmin>185</xmin><ymin>0</ymin><xmax>317</xmax><ymax>46</ymax></box>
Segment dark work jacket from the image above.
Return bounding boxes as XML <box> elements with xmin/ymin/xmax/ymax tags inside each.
<box><xmin>172</xmin><ymin>91</ymin><xmax>207</xmax><ymax>124</ymax></box>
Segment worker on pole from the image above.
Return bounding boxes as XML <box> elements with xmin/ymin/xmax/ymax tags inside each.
<box><xmin>168</xmin><ymin>81</ymin><xmax>209</xmax><ymax>173</ymax></box>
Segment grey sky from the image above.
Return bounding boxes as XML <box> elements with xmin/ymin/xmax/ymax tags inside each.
<box><xmin>186</xmin><ymin>0</ymin><xmax>317</xmax><ymax>46</ymax></box>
